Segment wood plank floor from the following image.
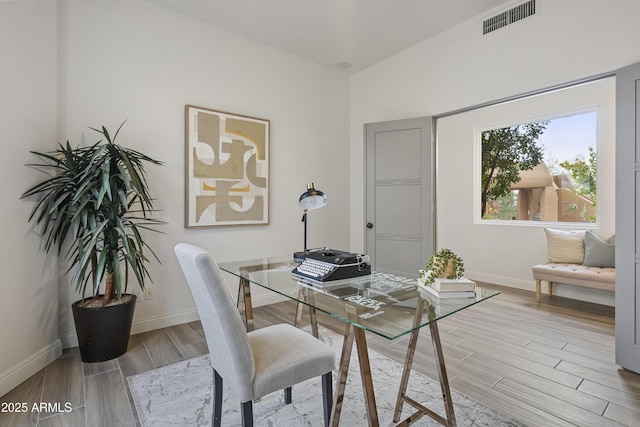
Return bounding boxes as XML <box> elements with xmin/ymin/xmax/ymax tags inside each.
<box><xmin>1</xmin><ymin>284</ymin><xmax>638</xmax><ymax>426</ymax></box>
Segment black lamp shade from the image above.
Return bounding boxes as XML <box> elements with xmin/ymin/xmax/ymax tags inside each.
<box><xmin>298</xmin><ymin>182</ymin><xmax>327</xmax><ymax>210</ymax></box>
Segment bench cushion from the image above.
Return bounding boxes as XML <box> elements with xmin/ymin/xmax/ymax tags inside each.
<box><xmin>532</xmin><ymin>263</ymin><xmax>615</xmax><ymax>292</ymax></box>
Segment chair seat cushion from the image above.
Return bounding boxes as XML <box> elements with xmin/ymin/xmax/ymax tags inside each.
<box><xmin>248</xmin><ymin>324</ymin><xmax>335</xmax><ymax>400</ymax></box>
<box><xmin>532</xmin><ymin>263</ymin><xmax>615</xmax><ymax>291</ymax></box>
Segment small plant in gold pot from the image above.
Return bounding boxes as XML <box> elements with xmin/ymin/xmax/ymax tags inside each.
<box><xmin>419</xmin><ymin>248</ymin><xmax>465</xmax><ymax>285</ymax></box>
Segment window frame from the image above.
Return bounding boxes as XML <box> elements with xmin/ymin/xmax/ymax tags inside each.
<box><xmin>475</xmin><ymin>107</ymin><xmax>600</xmax><ymax>227</ymax></box>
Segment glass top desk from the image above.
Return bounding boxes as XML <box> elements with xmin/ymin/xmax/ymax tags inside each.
<box><xmin>219</xmin><ymin>255</ymin><xmax>499</xmax><ymax>427</ymax></box>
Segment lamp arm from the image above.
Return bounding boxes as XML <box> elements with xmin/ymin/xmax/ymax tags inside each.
<box><xmin>302</xmin><ymin>211</ymin><xmax>308</xmax><ymax>252</ymax></box>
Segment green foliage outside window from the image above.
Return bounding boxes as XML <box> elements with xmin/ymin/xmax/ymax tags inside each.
<box><xmin>559</xmin><ymin>146</ymin><xmax>597</xmax><ymax>222</ymax></box>
<box><xmin>482</xmin><ymin>191</ymin><xmax>519</xmax><ymax>220</ymax></box>
<box><xmin>559</xmin><ymin>146</ymin><xmax>597</xmax><ymax>201</ymax></box>
<box><xmin>481</xmin><ymin>122</ymin><xmax>547</xmax><ymax>218</ymax></box>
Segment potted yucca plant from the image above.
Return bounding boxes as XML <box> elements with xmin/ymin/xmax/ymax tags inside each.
<box><xmin>21</xmin><ymin>122</ymin><xmax>163</xmax><ymax>362</ymax></box>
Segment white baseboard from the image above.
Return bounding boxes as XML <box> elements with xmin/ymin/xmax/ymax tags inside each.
<box><xmin>60</xmin><ymin>293</ymin><xmax>287</xmax><ymax>349</ymax></box>
<box><xmin>127</xmin><ymin>293</ymin><xmax>286</xmax><ymax>333</ymax></box>
<box><xmin>467</xmin><ymin>271</ymin><xmax>534</xmax><ymax>291</ymax></box>
<box><xmin>0</xmin><ymin>340</ymin><xmax>62</xmax><ymax>398</ymax></box>
<box><xmin>60</xmin><ymin>332</ymin><xmax>79</xmax><ymax>350</ymax></box>
<box><xmin>251</xmin><ymin>292</ymin><xmax>288</xmax><ymax>307</ymax></box>
<box><xmin>130</xmin><ymin>308</ymin><xmax>201</xmax><ymax>336</ymax></box>
<box><xmin>61</xmin><ymin>308</ymin><xmax>202</xmax><ymax>349</ymax></box>
<box><xmin>467</xmin><ymin>270</ymin><xmax>615</xmax><ymax>306</ymax></box>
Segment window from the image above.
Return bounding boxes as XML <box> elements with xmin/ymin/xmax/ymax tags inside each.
<box><xmin>481</xmin><ymin>111</ymin><xmax>597</xmax><ymax>223</ymax></box>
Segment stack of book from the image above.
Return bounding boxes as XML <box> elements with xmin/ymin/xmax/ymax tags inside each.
<box><xmin>418</xmin><ymin>276</ymin><xmax>476</xmax><ymax>299</ymax></box>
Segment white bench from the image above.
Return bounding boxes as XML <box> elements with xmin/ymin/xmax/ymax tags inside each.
<box><xmin>531</xmin><ymin>263</ymin><xmax>615</xmax><ymax>303</ymax></box>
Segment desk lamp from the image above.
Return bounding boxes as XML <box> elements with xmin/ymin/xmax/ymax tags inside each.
<box><xmin>294</xmin><ymin>182</ymin><xmax>327</xmax><ymax>261</ymax></box>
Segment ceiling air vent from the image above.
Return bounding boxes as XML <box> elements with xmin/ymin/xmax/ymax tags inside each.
<box><xmin>483</xmin><ymin>0</ymin><xmax>536</xmax><ymax>35</ymax></box>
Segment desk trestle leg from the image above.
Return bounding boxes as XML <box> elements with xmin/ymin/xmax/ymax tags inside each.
<box><xmin>294</xmin><ymin>289</ymin><xmax>319</xmax><ymax>338</ymax></box>
<box><xmin>393</xmin><ymin>320</ymin><xmax>457</xmax><ymax>427</ymax></box>
<box><xmin>330</xmin><ymin>323</ymin><xmax>355</xmax><ymax>427</ymax></box>
<box><xmin>330</xmin><ymin>324</ymin><xmax>379</xmax><ymax>427</ymax></box>
<box><xmin>236</xmin><ymin>277</ymin><xmax>254</xmax><ymax>332</ymax></box>
<box><xmin>430</xmin><ymin>322</ymin><xmax>457</xmax><ymax>426</ymax></box>
<box><xmin>393</xmin><ymin>327</ymin><xmax>421</xmax><ymax>423</ymax></box>
<box><xmin>354</xmin><ymin>327</ymin><xmax>379</xmax><ymax>426</ymax></box>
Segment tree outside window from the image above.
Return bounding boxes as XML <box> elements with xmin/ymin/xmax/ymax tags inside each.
<box><xmin>481</xmin><ymin>111</ymin><xmax>597</xmax><ymax>223</ymax></box>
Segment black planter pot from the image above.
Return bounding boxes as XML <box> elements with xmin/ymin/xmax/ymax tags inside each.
<box><xmin>72</xmin><ymin>294</ymin><xmax>137</xmax><ymax>363</ymax></box>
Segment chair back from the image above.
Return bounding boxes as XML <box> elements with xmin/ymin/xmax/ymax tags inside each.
<box><xmin>174</xmin><ymin>243</ymin><xmax>256</xmax><ymax>402</ymax></box>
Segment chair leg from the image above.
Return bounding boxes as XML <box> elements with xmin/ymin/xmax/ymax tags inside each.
<box><xmin>535</xmin><ymin>279</ymin><xmax>541</xmax><ymax>302</ymax></box>
<box><xmin>241</xmin><ymin>401</ymin><xmax>254</xmax><ymax>427</ymax></box>
<box><xmin>321</xmin><ymin>372</ymin><xmax>333</xmax><ymax>427</ymax></box>
<box><xmin>284</xmin><ymin>386</ymin><xmax>292</xmax><ymax>404</ymax></box>
<box><xmin>548</xmin><ymin>281</ymin><xmax>554</xmax><ymax>297</ymax></box>
<box><xmin>213</xmin><ymin>370</ymin><xmax>223</xmax><ymax>427</ymax></box>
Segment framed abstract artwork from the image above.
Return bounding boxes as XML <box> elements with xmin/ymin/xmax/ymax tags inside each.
<box><xmin>185</xmin><ymin>105</ymin><xmax>269</xmax><ymax>228</ymax></box>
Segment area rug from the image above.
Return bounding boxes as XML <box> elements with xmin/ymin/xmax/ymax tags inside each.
<box><xmin>128</xmin><ymin>326</ymin><xmax>523</xmax><ymax>426</ymax></box>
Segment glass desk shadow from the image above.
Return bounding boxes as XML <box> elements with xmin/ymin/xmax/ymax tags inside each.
<box><xmin>219</xmin><ymin>256</ymin><xmax>499</xmax><ymax>427</ymax></box>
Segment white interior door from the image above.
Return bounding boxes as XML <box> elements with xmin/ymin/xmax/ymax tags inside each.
<box><xmin>364</xmin><ymin>117</ymin><xmax>434</xmax><ymax>273</ymax></box>
<box><xmin>616</xmin><ymin>61</ymin><xmax>640</xmax><ymax>374</ymax></box>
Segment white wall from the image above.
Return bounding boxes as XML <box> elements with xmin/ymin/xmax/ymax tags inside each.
<box><xmin>0</xmin><ymin>1</ymin><xmax>61</xmax><ymax>397</ymax></box>
<box><xmin>1</xmin><ymin>0</ymin><xmax>349</xmax><ymax>394</ymax></box>
<box><xmin>436</xmin><ymin>78</ymin><xmax>615</xmax><ymax>303</ymax></box>
<box><xmin>55</xmin><ymin>0</ymin><xmax>349</xmax><ymax>345</ymax></box>
<box><xmin>349</xmin><ymin>0</ymin><xmax>640</xmax><ymax>304</ymax></box>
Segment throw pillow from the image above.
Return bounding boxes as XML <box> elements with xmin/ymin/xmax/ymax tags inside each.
<box><xmin>544</xmin><ymin>228</ymin><xmax>586</xmax><ymax>264</ymax></box>
<box><xmin>583</xmin><ymin>231</ymin><xmax>615</xmax><ymax>268</ymax></box>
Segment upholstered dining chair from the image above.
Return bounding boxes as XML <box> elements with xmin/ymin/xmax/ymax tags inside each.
<box><xmin>174</xmin><ymin>243</ymin><xmax>335</xmax><ymax>427</ymax></box>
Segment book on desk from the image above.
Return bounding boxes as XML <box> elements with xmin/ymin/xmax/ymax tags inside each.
<box><xmin>417</xmin><ymin>275</ymin><xmax>477</xmax><ymax>299</ymax></box>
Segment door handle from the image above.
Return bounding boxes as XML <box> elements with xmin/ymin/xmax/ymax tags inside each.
<box><xmin>366</xmin><ymin>222</ymin><xmax>374</xmax><ymax>229</ymax></box>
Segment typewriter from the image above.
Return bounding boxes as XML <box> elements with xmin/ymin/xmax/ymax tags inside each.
<box><xmin>292</xmin><ymin>248</ymin><xmax>371</xmax><ymax>283</ymax></box>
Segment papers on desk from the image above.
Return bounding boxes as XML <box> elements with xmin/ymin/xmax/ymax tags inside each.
<box><xmin>294</xmin><ymin>271</ymin><xmax>417</xmax><ymax>311</ymax></box>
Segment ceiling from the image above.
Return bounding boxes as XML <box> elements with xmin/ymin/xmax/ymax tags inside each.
<box><xmin>146</xmin><ymin>0</ymin><xmax>513</xmax><ymax>73</ymax></box>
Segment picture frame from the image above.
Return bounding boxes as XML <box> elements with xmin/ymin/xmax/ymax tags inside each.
<box><xmin>185</xmin><ymin>105</ymin><xmax>269</xmax><ymax>228</ymax></box>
